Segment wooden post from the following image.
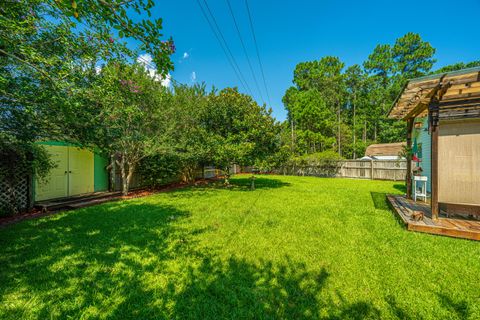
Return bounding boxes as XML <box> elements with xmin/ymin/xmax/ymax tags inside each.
<box><xmin>370</xmin><ymin>159</ymin><xmax>374</xmax><ymax>180</ymax></box>
<box><xmin>430</xmin><ymin>103</ymin><xmax>439</xmax><ymax>220</ymax></box>
<box><xmin>406</xmin><ymin>118</ymin><xmax>414</xmax><ymax>199</ymax></box>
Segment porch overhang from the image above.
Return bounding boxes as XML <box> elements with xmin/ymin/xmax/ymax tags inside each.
<box><xmin>388</xmin><ymin>67</ymin><xmax>480</xmax><ymax>120</ymax></box>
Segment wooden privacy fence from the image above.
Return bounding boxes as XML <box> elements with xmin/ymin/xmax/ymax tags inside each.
<box><xmin>275</xmin><ymin>160</ymin><xmax>407</xmax><ymax>181</ymax></box>
<box><xmin>337</xmin><ymin>160</ymin><xmax>407</xmax><ymax>181</ymax></box>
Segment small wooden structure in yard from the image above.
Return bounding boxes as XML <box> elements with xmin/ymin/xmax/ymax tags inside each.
<box><xmin>387</xmin><ymin>67</ymin><xmax>480</xmax><ymax>239</ymax></box>
<box><xmin>364</xmin><ymin>142</ymin><xmax>406</xmax><ymax>160</ymax></box>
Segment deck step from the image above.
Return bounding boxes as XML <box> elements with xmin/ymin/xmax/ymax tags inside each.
<box><xmin>34</xmin><ymin>192</ymin><xmax>122</xmax><ymax>212</ymax></box>
<box><xmin>387</xmin><ymin>195</ymin><xmax>480</xmax><ymax>241</ymax></box>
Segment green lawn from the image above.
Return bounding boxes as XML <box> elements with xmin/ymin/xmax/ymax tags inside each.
<box><xmin>1</xmin><ymin>176</ymin><xmax>479</xmax><ymax>319</ymax></box>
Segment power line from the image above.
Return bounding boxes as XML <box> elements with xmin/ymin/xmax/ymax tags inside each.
<box><xmin>225</xmin><ymin>0</ymin><xmax>264</xmax><ymax>104</ymax></box>
<box><xmin>245</xmin><ymin>0</ymin><xmax>271</xmax><ymax>107</ymax></box>
<box><xmin>196</xmin><ymin>0</ymin><xmax>253</xmax><ymax>96</ymax></box>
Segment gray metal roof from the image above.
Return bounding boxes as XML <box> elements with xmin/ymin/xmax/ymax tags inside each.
<box><xmin>409</xmin><ymin>66</ymin><xmax>480</xmax><ymax>84</ymax></box>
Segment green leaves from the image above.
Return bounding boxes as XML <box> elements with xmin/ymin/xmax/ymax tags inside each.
<box><xmin>283</xmin><ymin>33</ymin><xmax>439</xmax><ymax>159</ymax></box>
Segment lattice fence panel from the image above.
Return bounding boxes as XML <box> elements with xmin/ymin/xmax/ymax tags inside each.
<box><xmin>0</xmin><ymin>170</ymin><xmax>30</xmax><ymax>215</ymax></box>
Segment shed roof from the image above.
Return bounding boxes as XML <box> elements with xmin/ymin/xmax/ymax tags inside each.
<box><xmin>388</xmin><ymin>67</ymin><xmax>480</xmax><ymax>120</ymax></box>
<box><xmin>365</xmin><ymin>142</ymin><xmax>406</xmax><ymax>157</ymax></box>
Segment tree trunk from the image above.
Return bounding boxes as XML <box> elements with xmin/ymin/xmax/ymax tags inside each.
<box><xmin>125</xmin><ymin>163</ymin><xmax>135</xmax><ymax>195</ymax></box>
<box><xmin>224</xmin><ymin>165</ymin><xmax>230</xmax><ymax>186</ymax></box>
<box><xmin>120</xmin><ymin>155</ymin><xmax>128</xmax><ymax>196</ymax></box>
<box><xmin>291</xmin><ymin>119</ymin><xmax>295</xmax><ymax>152</ymax></box>
<box><xmin>337</xmin><ymin>103</ymin><xmax>341</xmax><ymax>157</ymax></box>
<box><xmin>120</xmin><ymin>154</ymin><xmax>135</xmax><ymax>196</ymax></box>
<box><xmin>109</xmin><ymin>154</ymin><xmax>116</xmax><ymax>191</ymax></box>
<box><xmin>353</xmin><ymin>96</ymin><xmax>356</xmax><ymax>159</ymax></box>
<box><xmin>363</xmin><ymin>119</ymin><xmax>367</xmax><ymax>143</ymax></box>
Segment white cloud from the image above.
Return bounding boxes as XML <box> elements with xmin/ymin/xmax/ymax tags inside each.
<box><xmin>190</xmin><ymin>71</ymin><xmax>196</xmax><ymax>82</ymax></box>
<box><xmin>137</xmin><ymin>53</ymin><xmax>171</xmax><ymax>87</ymax></box>
<box><xmin>183</xmin><ymin>52</ymin><xmax>189</xmax><ymax>59</ymax></box>
<box><xmin>161</xmin><ymin>73</ymin><xmax>171</xmax><ymax>87</ymax></box>
<box><xmin>137</xmin><ymin>53</ymin><xmax>153</xmax><ymax>65</ymax></box>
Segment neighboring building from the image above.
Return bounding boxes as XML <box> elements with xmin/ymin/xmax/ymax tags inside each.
<box><xmin>35</xmin><ymin>142</ymin><xmax>109</xmax><ymax>201</ymax></box>
<box><xmin>363</xmin><ymin>142</ymin><xmax>406</xmax><ymax>160</ymax></box>
<box><xmin>388</xmin><ymin>66</ymin><xmax>480</xmax><ymax>219</ymax></box>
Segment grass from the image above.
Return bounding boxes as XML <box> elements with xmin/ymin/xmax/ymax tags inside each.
<box><xmin>0</xmin><ymin>175</ymin><xmax>479</xmax><ymax>319</ymax></box>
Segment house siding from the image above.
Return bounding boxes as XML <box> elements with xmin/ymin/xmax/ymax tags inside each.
<box><xmin>412</xmin><ymin>117</ymin><xmax>431</xmax><ymax>195</ymax></box>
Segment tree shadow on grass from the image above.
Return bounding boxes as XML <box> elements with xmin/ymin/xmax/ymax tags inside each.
<box><xmin>384</xmin><ymin>295</ymin><xmax>416</xmax><ymax>320</ymax></box>
<box><xmin>0</xmin><ymin>197</ymin><xmax>382</xmax><ymax>319</ymax></box>
<box><xmin>228</xmin><ymin>176</ymin><xmax>291</xmax><ymax>192</ymax></box>
<box><xmin>0</xmin><ymin>200</ymin><xmax>200</xmax><ymax>319</ymax></box>
<box><xmin>436</xmin><ymin>293</ymin><xmax>470</xmax><ymax>319</ymax></box>
<box><xmin>393</xmin><ymin>183</ymin><xmax>406</xmax><ymax>194</ymax></box>
<box><xmin>159</xmin><ymin>176</ymin><xmax>291</xmax><ymax>200</ymax></box>
<box><xmin>370</xmin><ymin>192</ymin><xmax>390</xmax><ymax>210</ymax></box>
<box><xmin>170</xmin><ymin>256</ymin><xmax>381</xmax><ymax>320</ymax></box>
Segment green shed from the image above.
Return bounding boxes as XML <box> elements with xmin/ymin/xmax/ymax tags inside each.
<box><xmin>35</xmin><ymin>142</ymin><xmax>109</xmax><ymax>202</ymax></box>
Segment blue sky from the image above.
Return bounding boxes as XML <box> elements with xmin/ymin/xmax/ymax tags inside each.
<box><xmin>143</xmin><ymin>0</ymin><xmax>480</xmax><ymax>121</ymax></box>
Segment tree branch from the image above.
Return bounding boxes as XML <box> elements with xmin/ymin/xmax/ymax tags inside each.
<box><xmin>0</xmin><ymin>48</ymin><xmax>56</xmax><ymax>85</ymax></box>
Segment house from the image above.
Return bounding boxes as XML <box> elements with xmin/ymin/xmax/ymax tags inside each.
<box><xmin>363</xmin><ymin>142</ymin><xmax>406</xmax><ymax>160</ymax></box>
<box><xmin>388</xmin><ymin>66</ymin><xmax>480</xmax><ymax>221</ymax></box>
<box><xmin>34</xmin><ymin>142</ymin><xmax>109</xmax><ymax>202</ymax></box>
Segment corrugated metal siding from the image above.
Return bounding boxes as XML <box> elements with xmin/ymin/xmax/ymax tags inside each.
<box><xmin>413</xmin><ymin>117</ymin><xmax>431</xmax><ymax>194</ymax></box>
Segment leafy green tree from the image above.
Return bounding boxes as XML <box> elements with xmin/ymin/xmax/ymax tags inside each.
<box><xmin>1</xmin><ymin>0</ymin><xmax>174</xmax><ymax>193</ymax></box>
<box><xmin>204</xmin><ymin>88</ymin><xmax>278</xmax><ymax>184</ymax></box>
<box><xmin>431</xmin><ymin>60</ymin><xmax>480</xmax><ymax>74</ymax></box>
<box><xmin>285</xmin><ymin>57</ymin><xmax>345</xmax><ymax>155</ymax></box>
<box><xmin>344</xmin><ymin>64</ymin><xmax>366</xmax><ymax>158</ymax></box>
<box><xmin>168</xmin><ymin>84</ymin><xmax>216</xmax><ymax>183</ymax></box>
<box><xmin>282</xmin><ymin>33</ymin><xmax>438</xmax><ymax>160</ymax></box>
<box><xmin>363</xmin><ymin>44</ymin><xmax>394</xmax><ymax>82</ymax></box>
<box><xmin>392</xmin><ymin>32</ymin><xmax>436</xmax><ymax>79</ymax></box>
<box><xmin>88</xmin><ymin>62</ymin><xmax>171</xmax><ymax>195</ymax></box>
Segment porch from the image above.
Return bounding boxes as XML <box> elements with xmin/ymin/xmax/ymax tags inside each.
<box><xmin>387</xmin><ymin>195</ymin><xmax>480</xmax><ymax>241</ymax></box>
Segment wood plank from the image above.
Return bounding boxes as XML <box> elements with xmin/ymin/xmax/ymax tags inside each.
<box><xmin>430</xmin><ymin>104</ymin><xmax>439</xmax><ymax>220</ymax></box>
<box><xmin>408</xmin><ymin>223</ymin><xmax>480</xmax><ymax>241</ymax></box>
<box><xmin>387</xmin><ymin>195</ymin><xmax>480</xmax><ymax>241</ymax></box>
<box><xmin>448</xmin><ymin>81</ymin><xmax>480</xmax><ymax>91</ymax></box>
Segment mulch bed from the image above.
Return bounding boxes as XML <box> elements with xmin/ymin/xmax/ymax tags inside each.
<box><xmin>0</xmin><ymin>179</ymin><xmax>212</xmax><ymax>228</ymax></box>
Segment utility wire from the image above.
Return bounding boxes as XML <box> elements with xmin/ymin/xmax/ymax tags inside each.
<box><xmin>225</xmin><ymin>0</ymin><xmax>264</xmax><ymax>104</ymax></box>
<box><xmin>245</xmin><ymin>0</ymin><xmax>271</xmax><ymax>107</ymax></box>
<box><xmin>196</xmin><ymin>0</ymin><xmax>253</xmax><ymax>96</ymax></box>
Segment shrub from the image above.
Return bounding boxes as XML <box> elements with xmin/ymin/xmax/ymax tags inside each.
<box><xmin>281</xmin><ymin>151</ymin><xmax>344</xmax><ymax>177</ymax></box>
<box><xmin>137</xmin><ymin>153</ymin><xmax>182</xmax><ymax>189</ymax></box>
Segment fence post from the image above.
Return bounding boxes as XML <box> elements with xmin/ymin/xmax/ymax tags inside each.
<box><xmin>370</xmin><ymin>160</ymin><xmax>374</xmax><ymax>180</ymax></box>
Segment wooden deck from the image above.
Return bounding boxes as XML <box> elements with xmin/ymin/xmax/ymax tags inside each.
<box><xmin>387</xmin><ymin>195</ymin><xmax>480</xmax><ymax>241</ymax></box>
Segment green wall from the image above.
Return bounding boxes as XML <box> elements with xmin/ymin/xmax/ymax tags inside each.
<box><xmin>94</xmin><ymin>153</ymin><xmax>109</xmax><ymax>192</ymax></box>
<box><xmin>412</xmin><ymin>117</ymin><xmax>431</xmax><ymax>195</ymax></box>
